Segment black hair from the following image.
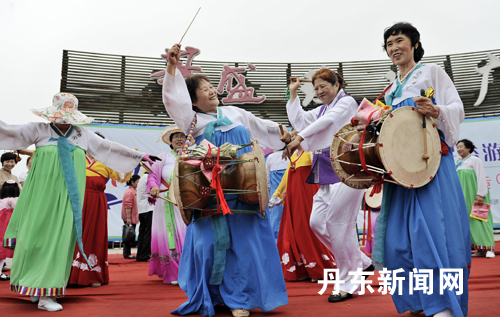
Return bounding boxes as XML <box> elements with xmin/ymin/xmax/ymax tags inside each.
<box><xmin>383</xmin><ymin>22</ymin><xmax>425</xmax><ymax>63</ymax></box>
<box><xmin>94</xmin><ymin>132</ymin><xmax>105</xmax><ymax>139</ymax></box>
<box><xmin>1</xmin><ymin>152</ymin><xmax>17</xmax><ymax>166</ymax></box>
<box><xmin>126</xmin><ymin>174</ymin><xmax>141</xmax><ymax>186</ymax></box>
<box><xmin>458</xmin><ymin>139</ymin><xmax>475</xmax><ymax>153</ymax></box>
<box><xmin>185</xmin><ymin>74</ymin><xmax>213</xmax><ymax>111</ymax></box>
<box><xmin>27</xmin><ymin>157</ymin><xmax>32</xmax><ymax>166</ymax></box>
<box><xmin>1</xmin><ymin>181</ymin><xmax>20</xmax><ymax>199</ymax></box>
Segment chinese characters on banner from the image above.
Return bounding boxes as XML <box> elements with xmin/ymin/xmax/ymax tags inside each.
<box><xmin>318</xmin><ymin>268</ymin><xmax>464</xmax><ymax>296</ymax></box>
<box><xmin>151</xmin><ymin>47</ymin><xmax>266</xmax><ymax>105</ymax></box>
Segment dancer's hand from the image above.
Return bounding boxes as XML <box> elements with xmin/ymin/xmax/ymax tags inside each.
<box><xmin>475</xmin><ymin>195</ymin><xmax>484</xmax><ymax>205</ymax></box>
<box><xmin>149</xmin><ymin>187</ymin><xmax>160</xmax><ymax>198</ymax></box>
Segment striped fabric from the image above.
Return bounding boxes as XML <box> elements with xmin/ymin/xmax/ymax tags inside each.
<box><xmin>11</xmin><ymin>285</ymin><xmax>66</xmax><ymax>297</ymax></box>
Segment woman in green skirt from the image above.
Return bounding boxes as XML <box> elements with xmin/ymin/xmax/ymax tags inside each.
<box><xmin>456</xmin><ymin>139</ymin><xmax>495</xmax><ymax>258</ymax></box>
<box><xmin>0</xmin><ymin>93</ymin><xmax>157</xmax><ymax>311</ymax></box>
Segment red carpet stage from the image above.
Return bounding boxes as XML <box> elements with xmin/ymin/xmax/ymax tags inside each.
<box><xmin>1</xmin><ymin>242</ymin><xmax>499</xmax><ymax>316</ymax></box>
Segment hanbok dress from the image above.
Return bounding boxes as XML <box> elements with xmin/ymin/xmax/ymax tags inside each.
<box><xmin>0</xmin><ymin>197</ymin><xmax>17</xmax><ymax>260</ymax></box>
<box><xmin>147</xmin><ymin>149</ymin><xmax>187</xmax><ymax>283</ymax></box>
<box><xmin>272</xmin><ymin>151</ymin><xmax>335</xmax><ymax>281</ymax></box>
<box><xmin>265</xmin><ymin>150</ymin><xmax>288</xmax><ymax>242</ymax></box>
<box><xmin>163</xmin><ymin>70</ymin><xmax>288</xmax><ymax>316</ymax></box>
<box><xmin>456</xmin><ymin>155</ymin><xmax>495</xmax><ymax>251</ymax></box>
<box><xmin>68</xmin><ymin>157</ymin><xmax>131</xmax><ymax>286</ymax></box>
<box><xmin>286</xmin><ymin>89</ymin><xmax>372</xmax><ymax>294</ymax></box>
<box><xmin>373</xmin><ymin>63</ymin><xmax>471</xmax><ymax>317</ymax></box>
<box><xmin>0</xmin><ymin>121</ymin><xmax>144</xmax><ymax>297</ymax></box>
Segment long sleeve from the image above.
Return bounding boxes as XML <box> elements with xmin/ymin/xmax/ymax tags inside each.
<box><xmin>297</xmin><ymin>95</ymin><xmax>358</xmax><ymax>152</ymax></box>
<box><xmin>286</xmin><ymin>97</ymin><xmax>322</xmax><ymax>131</ymax></box>
<box><xmin>0</xmin><ymin>121</ymin><xmax>40</xmax><ymax>150</ymax></box>
<box><xmin>232</xmin><ymin>107</ymin><xmax>285</xmax><ymax>150</ymax></box>
<box><xmin>146</xmin><ymin>152</ymin><xmax>168</xmax><ymax>194</ymax></box>
<box><xmin>431</xmin><ymin>65</ymin><xmax>464</xmax><ymax>147</ymax></box>
<box><xmin>85</xmin><ymin>129</ymin><xmax>144</xmax><ymax>173</ymax></box>
<box><xmin>471</xmin><ymin>156</ymin><xmax>489</xmax><ymax>197</ymax></box>
<box><xmin>162</xmin><ymin>70</ymin><xmax>197</xmax><ymax>135</ymax></box>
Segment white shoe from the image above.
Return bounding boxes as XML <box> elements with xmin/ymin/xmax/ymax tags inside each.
<box><xmin>38</xmin><ymin>296</ymin><xmax>63</xmax><ymax>311</ymax></box>
<box><xmin>486</xmin><ymin>251</ymin><xmax>496</xmax><ymax>258</ymax></box>
<box><xmin>171</xmin><ymin>281</ymin><xmax>178</xmax><ymax>285</ymax></box>
<box><xmin>434</xmin><ymin>308</ymin><xmax>453</xmax><ymax>317</ymax></box>
<box><xmin>30</xmin><ymin>296</ymin><xmax>40</xmax><ymax>303</ymax></box>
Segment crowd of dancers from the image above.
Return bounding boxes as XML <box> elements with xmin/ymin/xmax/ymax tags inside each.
<box><xmin>0</xmin><ymin>22</ymin><xmax>496</xmax><ymax>317</ymax></box>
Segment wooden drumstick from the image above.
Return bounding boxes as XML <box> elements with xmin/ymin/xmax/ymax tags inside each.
<box><xmin>290</xmin><ymin>77</ymin><xmax>312</xmax><ymax>83</ymax></box>
<box><xmin>420</xmin><ymin>89</ymin><xmax>430</xmax><ymax>168</ymax></box>
<box><xmin>179</xmin><ymin>7</ymin><xmax>201</xmax><ymax>44</ymax></box>
<box><xmin>157</xmin><ymin>195</ymin><xmax>176</xmax><ymax>205</ymax></box>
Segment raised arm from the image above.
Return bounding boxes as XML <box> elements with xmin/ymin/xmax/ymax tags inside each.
<box><xmin>286</xmin><ymin>77</ymin><xmax>322</xmax><ymax>131</ymax></box>
<box><xmin>85</xmin><ymin>129</ymin><xmax>144</xmax><ymax>173</ymax></box>
<box><xmin>0</xmin><ymin>121</ymin><xmax>39</xmax><ymax>150</ymax></box>
<box><xmin>162</xmin><ymin>44</ymin><xmax>197</xmax><ymax>135</ymax></box>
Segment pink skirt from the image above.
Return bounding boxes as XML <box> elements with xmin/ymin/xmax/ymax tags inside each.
<box><xmin>0</xmin><ymin>208</ymin><xmax>14</xmax><ymax>258</ymax></box>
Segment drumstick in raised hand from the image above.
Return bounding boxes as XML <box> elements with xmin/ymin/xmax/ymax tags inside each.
<box><xmin>179</xmin><ymin>7</ymin><xmax>201</xmax><ymax>44</ymax></box>
<box><xmin>420</xmin><ymin>89</ymin><xmax>430</xmax><ymax>168</ymax></box>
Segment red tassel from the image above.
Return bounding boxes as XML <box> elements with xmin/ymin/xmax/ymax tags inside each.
<box><xmin>210</xmin><ymin>147</ymin><xmax>232</xmax><ymax>215</ymax></box>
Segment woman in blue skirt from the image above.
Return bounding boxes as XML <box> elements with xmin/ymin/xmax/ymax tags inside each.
<box><xmin>162</xmin><ymin>44</ymin><xmax>288</xmax><ymax>317</ymax></box>
<box><xmin>373</xmin><ymin>23</ymin><xmax>471</xmax><ymax>317</ymax></box>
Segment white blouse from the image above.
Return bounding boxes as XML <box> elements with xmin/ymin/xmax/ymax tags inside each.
<box><xmin>162</xmin><ymin>70</ymin><xmax>285</xmax><ymax>150</ymax></box>
<box><xmin>385</xmin><ymin>63</ymin><xmax>464</xmax><ymax>148</ymax></box>
<box><xmin>0</xmin><ymin>121</ymin><xmax>144</xmax><ymax>173</ymax></box>
<box><xmin>456</xmin><ymin>155</ymin><xmax>489</xmax><ymax>197</ymax></box>
<box><xmin>286</xmin><ymin>89</ymin><xmax>359</xmax><ymax>152</ymax></box>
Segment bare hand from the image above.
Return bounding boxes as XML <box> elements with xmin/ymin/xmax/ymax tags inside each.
<box><xmin>167</xmin><ymin>44</ymin><xmax>181</xmax><ymax>65</ymax></box>
<box><xmin>287</xmin><ymin>136</ymin><xmax>303</xmax><ymax>155</ymax></box>
<box><xmin>475</xmin><ymin>195</ymin><xmax>484</xmax><ymax>205</ymax></box>
<box><xmin>127</xmin><ymin>218</ymin><xmax>132</xmax><ymax>225</ymax></box>
<box><xmin>149</xmin><ymin>187</ymin><xmax>160</xmax><ymax>198</ymax></box>
<box><xmin>279</xmin><ymin>125</ymin><xmax>292</xmax><ymax>144</ymax></box>
<box><xmin>289</xmin><ymin>77</ymin><xmax>301</xmax><ymax>93</ymax></box>
<box><xmin>413</xmin><ymin>96</ymin><xmax>440</xmax><ymax>118</ymax></box>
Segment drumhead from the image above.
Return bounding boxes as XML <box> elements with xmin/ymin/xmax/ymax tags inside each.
<box><xmin>364</xmin><ymin>185</ymin><xmax>383</xmax><ymax>209</ymax></box>
<box><xmin>378</xmin><ymin>107</ymin><xmax>441</xmax><ymax>188</ymax></box>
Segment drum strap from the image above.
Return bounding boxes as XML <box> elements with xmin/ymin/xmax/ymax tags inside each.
<box><xmin>359</xmin><ymin>111</ymin><xmax>384</xmax><ymax>196</ymax></box>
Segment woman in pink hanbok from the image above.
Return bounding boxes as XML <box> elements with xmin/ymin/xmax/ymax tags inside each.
<box><xmin>147</xmin><ymin>126</ymin><xmax>188</xmax><ymax>284</ymax></box>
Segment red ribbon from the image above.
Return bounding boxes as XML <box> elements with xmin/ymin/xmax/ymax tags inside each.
<box><xmin>210</xmin><ymin>147</ymin><xmax>232</xmax><ymax>215</ymax></box>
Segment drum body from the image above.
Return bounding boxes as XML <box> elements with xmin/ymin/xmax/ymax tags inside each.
<box><xmin>174</xmin><ymin>140</ymin><xmax>269</xmax><ymax>225</ymax></box>
<box><xmin>331</xmin><ymin>107</ymin><xmax>441</xmax><ymax>189</ymax></box>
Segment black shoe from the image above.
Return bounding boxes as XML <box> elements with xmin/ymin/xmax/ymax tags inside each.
<box><xmin>328</xmin><ymin>292</ymin><xmax>353</xmax><ymax>303</ymax></box>
<box><xmin>364</xmin><ymin>264</ymin><xmax>375</xmax><ymax>272</ymax></box>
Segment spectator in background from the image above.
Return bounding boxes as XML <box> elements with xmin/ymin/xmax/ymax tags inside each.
<box><xmin>0</xmin><ymin>153</ymin><xmax>19</xmax><ymax>191</ymax></box>
<box><xmin>0</xmin><ymin>180</ymin><xmax>20</xmax><ymax>281</ymax></box>
<box><xmin>18</xmin><ymin>157</ymin><xmax>32</xmax><ymax>187</ymax></box>
<box><xmin>456</xmin><ymin>139</ymin><xmax>495</xmax><ymax>258</ymax></box>
<box><xmin>122</xmin><ymin>174</ymin><xmax>141</xmax><ymax>259</ymax></box>
<box><xmin>136</xmin><ymin>171</ymin><xmax>153</xmax><ymax>262</ymax></box>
